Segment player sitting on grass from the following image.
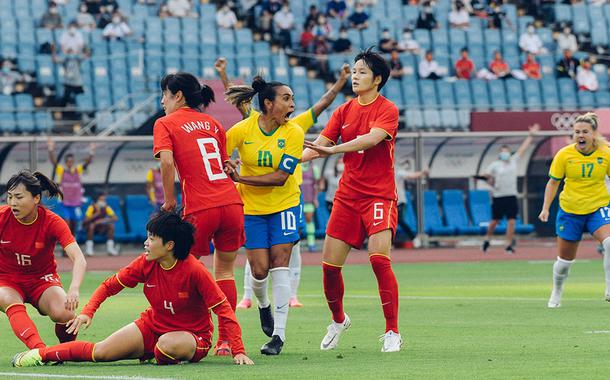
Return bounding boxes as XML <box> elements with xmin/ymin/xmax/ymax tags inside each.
<box><xmin>12</xmin><ymin>210</ymin><xmax>253</xmax><ymax>367</ymax></box>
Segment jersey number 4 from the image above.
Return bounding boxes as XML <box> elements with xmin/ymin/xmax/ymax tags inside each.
<box><xmin>197</xmin><ymin>138</ymin><xmax>228</xmax><ymax>181</ymax></box>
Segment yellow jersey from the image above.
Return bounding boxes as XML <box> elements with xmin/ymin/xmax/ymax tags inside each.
<box><xmin>227</xmin><ymin>112</ymin><xmax>305</xmax><ymax>215</ymax></box>
<box><xmin>549</xmin><ymin>143</ymin><xmax>610</xmax><ymax>214</ymax></box>
<box><xmin>55</xmin><ymin>164</ymin><xmax>84</xmax><ymax>183</ymax></box>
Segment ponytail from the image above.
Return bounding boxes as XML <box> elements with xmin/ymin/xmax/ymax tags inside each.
<box><xmin>200</xmin><ymin>84</ymin><xmax>215</xmax><ymax>108</ymax></box>
<box><xmin>160</xmin><ymin>72</ymin><xmax>215</xmax><ymax>109</ymax></box>
<box><xmin>6</xmin><ymin>170</ymin><xmax>63</xmax><ymax>200</ymax></box>
<box><xmin>224</xmin><ymin>85</ymin><xmax>257</xmax><ymax>110</ymax></box>
<box><xmin>225</xmin><ymin>76</ymin><xmax>287</xmax><ymax>115</ymax></box>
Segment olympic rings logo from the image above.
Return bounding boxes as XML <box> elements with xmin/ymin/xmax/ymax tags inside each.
<box><xmin>550</xmin><ymin>112</ymin><xmax>581</xmax><ymax>131</ymax></box>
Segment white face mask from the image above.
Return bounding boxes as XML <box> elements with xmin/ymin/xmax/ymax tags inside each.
<box><xmin>97</xmin><ymin>201</ymin><xmax>107</xmax><ymax>208</ymax></box>
<box><xmin>69</xmin><ymin>27</ymin><xmax>77</xmax><ymax>34</ymax></box>
<box><xmin>527</xmin><ymin>26</ymin><xmax>535</xmax><ymax>34</ymax></box>
<box><xmin>499</xmin><ymin>151</ymin><xmax>511</xmax><ymax>161</ymax></box>
<box><xmin>340</xmin><ymin>32</ymin><xmax>348</xmax><ymax>38</ymax></box>
<box><xmin>112</xmin><ymin>17</ymin><xmax>121</xmax><ymax>24</ymax></box>
<box><xmin>403</xmin><ymin>32</ymin><xmax>412</xmax><ymax>40</ymax></box>
<box><xmin>383</xmin><ymin>32</ymin><xmax>390</xmax><ymax>38</ymax></box>
<box><xmin>337</xmin><ymin>164</ymin><xmax>344</xmax><ymax>172</ymax></box>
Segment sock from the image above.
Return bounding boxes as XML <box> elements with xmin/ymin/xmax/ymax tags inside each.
<box><xmin>6</xmin><ymin>304</ymin><xmax>45</xmax><ymax>349</ymax></box>
<box><xmin>216</xmin><ymin>278</ymin><xmax>237</xmax><ymax>343</ymax></box>
<box><xmin>322</xmin><ymin>262</ymin><xmax>345</xmax><ymax>324</ymax></box>
<box><xmin>154</xmin><ymin>344</ymin><xmax>180</xmax><ymax>365</ymax></box>
<box><xmin>251</xmin><ymin>274</ymin><xmax>270</xmax><ymax>308</ymax></box>
<box><xmin>602</xmin><ymin>238</ymin><xmax>610</xmax><ymax>293</ymax></box>
<box><xmin>243</xmin><ymin>261</ymin><xmax>253</xmax><ymax>300</ymax></box>
<box><xmin>552</xmin><ymin>256</ymin><xmax>574</xmax><ymax>292</ymax></box>
<box><xmin>55</xmin><ymin>322</ymin><xmax>77</xmax><ymax>343</ymax></box>
<box><xmin>289</xmin><ymin>244</ymin><xmax>302</xmax><ymax>298</ymax></box>
<box><xmin>370</xmin><ymin>254</ymin><xmax>399</xmax><ymax>334</ymax></box>
<box><xmin>306</xmin><ymin>222</ymin><xmax>316</xmax><ymax>247</ymax></box>
<box><xmin>40</xmin><ymin>341</ymin><xmax>95</xmax><ymax>362</ymax></box>
<box><xmin>270</xmin><ymin>267</ymin><xmax>291</xmax><ymax>341</ymax></box>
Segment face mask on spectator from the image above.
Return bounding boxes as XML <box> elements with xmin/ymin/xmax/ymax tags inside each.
<box><xmin>563</xmin><ymin>27</ymin><xmax>570</xmax><ymax>35</ymax></box>
<box><xmin>527</xmin><ymin>26</ymin><xmax>535</xmax><ymax>34</ymax></box>
<box><xmin>49</xmin><ymin>7</ymin><xmax>58</xmax><ymax>14</ymax></box>
<box><xmin>403</xmin><ymin>32</ymin><xmax>412</xmax><ymax>40</ymax></box>
<box><xmin>112</xmin><ymin>17</ymin><xmax>121</xmax><ymax>24</ymax></box>
<box><xmin>499</xmin><ymin>151</ymin><xmax>510</xmax><ymax>161</ymax></box>
<box><xmin>97</xmin><ymin>201</ymin><xmax>107</xmax><ymax>208</ymax></box>
<box><xmin>383</xmin><ymin>32</ymin><xmax>390</xmax><ymax>39</ymax></box>
<box><xmin>340</xmin><ymin>32</ymin><xmax>348</xmax><ymax>38</ymax></box>
<box><xmin>69</xmin><ymin>27</ymin><xmax>77</xmax><ymax>34</ymax></box>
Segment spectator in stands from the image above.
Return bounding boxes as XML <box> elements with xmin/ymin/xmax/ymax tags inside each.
<box><xmin>313</xmin><ymin>34</ymin><xmax>331</xmax><ymax>75</ymax></box>
<box><xmin>485</xmin><ymin>0</ymin><xmax>512</xmax><ymax>30</ymax></box>
<box><xmin>519</xmin><ymin>24</ymin><xmax>546</xmax><ymax>55</ymax></box>
<box><xmin>257</xmin><ymin>9</ymin><xmax>274</xmax><ymax>41</ymax></box>
<box><xmin>102</xmin><ymin>12</ymin><xmax>131</xmax><ymax>40</ymax></box>
<box><xmin>300</xmin><ymin>22</ymin><xmax>315</xmax><ymax>52</ymax></box>
<box><xmin>419</xmin><ymin>50</ymin><xmax>444</xmax><ymax>80</ymax></box>
<box><xmin>556</xmin><ymin>25</ymin><xmax>578</xmax><ymax>54</ymax></box>
<box><xmin>522</xmin><ymin>52</ymin><xmax>542</xmax><ymax>79</ymax></box>
<box><xmin>348</xmin><ymin>2</ymin><xmax>369</xmax><ymax>30</ymax></box>
<box><xmin>395</xmin><ymin>159</ymin><xmax>427</xmax><ymax>249</ymax></box>
<box><xmin>378</xmin><ymin>28</ymin><xmax>397</xmax><ymax>54</ymax></box>
<box><xmin>326</xmin><ymin>0</ymin><xmax>347</xmax><ymax>20</ymax></box>
<box><xmin>40</xmin><ymin>2</ymin><xmax>63</xmax><ymax>29</ymax></box>
<box><xmin>166</xmin><ymin>0</ymin><xmax>196</xmax><ymax>17</ymax></box>
<box><xmin>455</xmin><ymin>47</ymin><xmax>475</xmax><ymax>79</ymax></box>
<box><xmin>83</xmin><ymin>193</ymin><xmax>119</xmax><ymax>257</ymax></box>
<box><xmin>0</xmin><ymin>60</ymin><xmax>24</xmax><ymax>96</ymax></box>
<box><xmin>556</xmin><ymin>49</ymin><xmax>579</xmax><ymax>79</ymax></box>
<box><xmin>146</xmin><ymin>165</ymin><xmax>164</xmax><ymax>210</ymax></box>
<box><xmin>97</xmin><ymin>5</ymin><xmax>114</xmax><ymax>29</ymax></box>
<box><xmin>60</xmin><ymin>22</ymin><xmax>86</xmax><ymax>55</ymax></box>
<box><xmin>398</xmin><ymin>28</ymin><xmax>420</xmax><ymax>55</ymax></box>
<box><xmin>333</xmin><ymin>27</ymin><xmax>352</xmax><ymax>53</ymax></box>
<box><xmin>389</xmin><ymin>49</ymin><xmax>404</xmax><ymax>79</ymax></box>
<box><xmin>478</xmin><ymin>50</ymin><xmax>527</xmax><ymax>80</ymax></box>
<box><xmin>416</xmin><ymin>1</ymin><xmax>438</xmax><ymax>30</ymax></box>
<box><xmin>481</xmin><ymin>124</ymin><xmax>538</xmax><ymax>254</ymax></box>
<box><xmin>449</xmin><ymin>0</ymin><xmax>470</xmax><ymax>29</ymax></box>
<box><xmin>51</xmin><ymin>45</ymin><xmax>86</xmax><ymax>105</ymax></box>
<box><xmin>76</xmin><ymin>3</ymin><xmax>97</xmax><ymax>31</ymax></box>
<box><xmin>262</xmin><ymin>0</ymin><xmax>282</xmax><ymax>15</ymax></box>
<box><xmin>304</xmin><ymin>5</ymin><xmax>320</xmax><ymax>28</ymax></box>
<box><xmin>84</xmin><ymin>0</ymin><xmax>103</xmax><ymax>16</ymax></box>
<box><xmin>313</xmin><ymin>14</ymin><xmax>332</xmax><ymax>39</ymax></box>
<box><xmin>273</xmin><ymin>2</ymin><xmax>295</xmax><ymax>50</ymax></box>
<box><xmin>577</xmin><ymin>59</ymin><xmax>599</xmax><ymax>92</ymax></box>
<box><xmin>216</xmin><ymin>2</ymin><xmax>238</xmax><ymax>29</ymax></box>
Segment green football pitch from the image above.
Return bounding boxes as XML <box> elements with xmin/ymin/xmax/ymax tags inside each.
<box><xmin>2</xmin><ymin>259</ymin><xmax>610</xmax><ymax>379</ymax></box>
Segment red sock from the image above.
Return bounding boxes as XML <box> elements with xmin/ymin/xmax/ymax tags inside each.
<box><xmin>154</xmin><ymin>343</ymin><xmax>180</xmax><ymax>365</ymax></box>
<box><xmin>6</xmin><ymin>304</ymin><xmax>45</xmax><ymax>349</ymax></box>
<box><xmin>216</xmin><ymin>278</ymin><xmax>237</xmax><ymax>343</ymax></box>
<box><xmin>55</xmin><ymin>323</ymin><xmax>77</xmax><ymax>343</ymax></box>
<box><xmin>40</xmin><ymin>341</ymin><xmax>95</xmax><ymax>362</ymax></box>
<box><xmin>370</xmin><ymin>254</ymin><xmax>399</xmax><ymax>333</ymax></box>
<box><xmin>322</xmin><ymin>262</ymin><xmax>345</xmax><ymax>324</ymax></box>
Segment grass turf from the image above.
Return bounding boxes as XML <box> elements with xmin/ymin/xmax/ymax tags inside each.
<box><xmin>1</xmin><ymin>258</ymin><xmax>610</xmax><ymax>379</ymax></box>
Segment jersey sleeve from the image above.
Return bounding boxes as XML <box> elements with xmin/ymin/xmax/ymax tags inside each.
<box><xmin>226</xmin><ymin>122</ymin><xmax>245</xmax><ymax>156</ymax></box>
<box><xmin>370</xmin><ymin>102</ymin><xmax>399</xmax><ymax>140</ymax></box>
<box><xmin>549</xmin><ymin>149</ymin><xmax>566</xmax><ymax>180</ymax></box>
<box><xmin>55</xmin><ymin>165</ymin><xmax>64</xmax><ymax>182</ymax></box>
<box><xmin>76</xmin><ymin>164</ymin><xmax>85</xmax><ymax>175</ymax></box>
<box><xmin>153</xmin><ymin>119</ymin><xmax>173</xmax><ymax>159</ymax></box>
<box><xmin>105</xmin><ymin>206</ymin><xmax>116</xmax><ymax>217</ymax></box>
<box><xmin>115</xmin><ymin>254</ymin><xmax>147</xmax><ymax>288</ymax></box>
<box><xmin>146</xmin><ymin>169</ymin><xmax>153</xmax><ymax>182</ymax></box>
<box><xmin>320</xmin><ymin>107</ymin><xmax>343</xmax><ymax>145</ymax></box>
<box><xmin>85</xmin><ymin>205</ymin><xmax>94</xmax><ymax>219</ymax></box>
<box><xmin>278</xmin><ymin>126</ymin><xmax>305</xmax><ymax>175</ymax></box>
<box><xmin>48</xmin><ymin>212</ymin><xmax>76</xmax><ymax>249</ymax></box>
<box><xmin>291</xmin><ymin>108</ymin><xmax>317</xmax><ymax>134</ymax></box>
<box><xmin>81</xmin><ymin>275</ymin><xmax>128</xmax><ymax>319</ymax></box>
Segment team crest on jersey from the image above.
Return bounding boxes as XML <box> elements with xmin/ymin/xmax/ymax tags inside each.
<box><xmin>598</xmin><ymin>157</ymin><xmax>603</xmax><ymax>164</ymax></box>
<box><xmin>277</xmin><ymin>139</ymin><xmax>285</xmax><ymax>148</ymax></box>
<box><xmin>178</xmin><ymin>291</ymin><xmax>189</xmax><ymax>298</ymax></box>
<box><xmin>35</xmin><ymin>242</ymin><xmax>44</xmax><ymax>249</ymax></box>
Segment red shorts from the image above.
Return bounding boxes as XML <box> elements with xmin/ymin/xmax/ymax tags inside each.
<box><xmin>134</xmin><ymin>318</ymin><xmax>210</xmax><ymax>363</ymax></box>
<box><xmin>326</xmin><ymin>196</ymin><xmax>397</xmax><ymax>249</ymax></box>
<box><xmin>0</xmin><ymin>272</ymin><xmax>62</xmax><ymax>310</ymax></box>
<box><xmin>185</xmin><ymin>204</ymin><xmax>245</xmax><ymax>257</ymax></box>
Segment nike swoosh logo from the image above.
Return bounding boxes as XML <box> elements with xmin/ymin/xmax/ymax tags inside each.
<box><xmin>373</xmin><ymin>221</ymin><xmax>383</xmax><ymax>226</ymax></box>
<box><xmin>20</xmin><ymin>328</ymin><xmax>30</xmax><ymax>337</ymax></box>
<box><xmin>321</xmin><ymin>336</ymin><xmax>337</xmax><ymax>349</ymax></box>
<box><xmin>341</xmin><ymin>124</ymin><xmax>349</xmax><ymax>129</ymax></box>
<box><xmin>381</xmin><ymin>301</ymin><xmax>391</xmax><ymax>306</ymax></box>
<box><xmin>146</xmin><ymin>284</ymin><xmax>156</xmax><ymax>288</ymax></box>
<box><xmin>1</xmin><ymin>240</ymin><xmax>11</xmax><ymax>244</ymax></box>
<box><xmin>244</xmin><ymin>141</ymin><xmax>254</xmax><ymax>145</ymax></box>
<box><xmin>283</xmin><ymin>232</ymin><xmax>294</xmax><ymax>236</ymax></box>
<box><xmin>275</xmin><ymin>303</ymin><xmax>288</xmax><ymax>310</ymax></box>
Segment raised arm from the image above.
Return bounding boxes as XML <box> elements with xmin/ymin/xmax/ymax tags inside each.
<box><xmin>47</xmin><ymin>139</ymin><xmax>58</xmax><ymax>166</ymax></box>
<box><xmin>311</xmin><ymin>64</ymin><xmax>350</xmax><ymax>118</ymax></box>
<box><xmin>515</xmin><ymin>124</ymin><xmax>539</xmax><ymax>158</ymax></box>
<box><xmin>82</xmin><ymin>143</ymin><xmax>95</xmax><ymax>168</ymax></box>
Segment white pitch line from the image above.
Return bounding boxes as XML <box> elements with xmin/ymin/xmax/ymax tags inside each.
<box><xmin>0</xmin><ymin>373</ymin><xmax>180</xmax><ymax>380</ymax></box>
<box><xmin>584</xmin><ymin>330</ymin><xmax>610</xmax><ymax>334</ymax></box>
<box><xmin>299</xmin><ymin>294</ymin><xmax>604</xmax><ymax>302</ymax></box>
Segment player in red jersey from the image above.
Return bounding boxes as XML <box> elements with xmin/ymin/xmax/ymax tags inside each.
<box><xmin>303</xmin><ymin>48</ymin><xmax>402</xmax><ymax>353</ymax></box>
<box><xmin>153</xmin><ymin>72</ymin><xmax>245</xmax><ymax>356</ymax></box>
<box><xmin>12</xmin><ymin>210</ymin><xmax>254</xmax><ymax>367</ymax></box>
<box><xmin>0</xmin><ymin>170</ymin><xmax>87</xmax><ymax>350</ymax></box>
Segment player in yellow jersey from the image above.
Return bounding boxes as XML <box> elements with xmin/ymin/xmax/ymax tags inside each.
<box><xmin>539</xmin><ymin>112</ymin><xmax>610</xmax><ymax>308</ymax></box>
<box><xmin>224</xmin><ymin>76</ymin><xmax>304</xmax><ymax>356</ymax></box>
<box><xmin>216</xmin><ymin>58</ymin><xmax>350</xmax><ymax>309</ymax></box>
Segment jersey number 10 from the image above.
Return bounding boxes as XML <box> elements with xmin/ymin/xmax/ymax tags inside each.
<box><xmin>197</xmin><ymin>138</ymin><xmax>228</xmax><ymax>181</ymax></box>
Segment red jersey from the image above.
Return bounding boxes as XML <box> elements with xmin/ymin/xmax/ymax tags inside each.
<box><xmin>522</xmin><ymin>61</ymin><xmax>541</xmax><ymax>79</ymax></box>
<box><xmin>153</xmin><ymin>108</ymin><xmax>242</xmax><ymax>215</ymax></box>
<box><xmin>455</xmin><ymin>58</ymin><xmax>475</xmax><ymax>79</ymax></box>
<box><xmin>82</xmin><ymin>254</ymin><xmax>245</xmax><ymax>354</ymax></box>
<box><xmin>321</xmin><ymin>95</ymin><xmax>398</xmax><ymax>201</ymax></box>
<box><xmin>0</xmin><ymin>205</ymin><xmax>74</xmax><ymax>276</ymax></box>
<box><xmin>490</xmin><ymin>59</ymin><xmax>509</xmax><ymax>75</ymax></box>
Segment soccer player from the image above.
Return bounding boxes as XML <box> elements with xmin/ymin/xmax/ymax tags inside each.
<box><xmin>224</xmin><ymin>76</ymin><xmax>304</xmax><ymax>355</ymax></box>
<box><xmin>145</xmin><ymin>164</ymin><xmax>164</xmax><ymax>210</ymax></box>
<box><xmin>47</xmin><ymin>139</ymin><xmax>95</xmax><ymax>234</ymax></box>
<box><xmin>216</xmin><ymin>57</ymin><xmax>351</xmax><ymax>309</ymax></box>
<box><xmin>153</xmin><ymin>72</ymin><xmax>245</xmax><ymax>357</ymax></box>
<box><xmin>539</xmin><ymin>112</ymin><xmax>610</xmax><ymax>308</ymax></box>
<box><xmin>302</xmin><ymin>48</ymin><xmax>402</xmax><ymax>352</ymax></box>
<box><xmin>82</xmin><ymin>193</ymin><xmax>119</xmax><ymax>256</ymax></box>
<box><xmin>12</xmin><ymin>210</ymin><xmax>253</xmax><ymax>367</ymax></box>
<box><xmin>0</xmin><ymin>170</ymin><xmax>87</xmax><ymax>349</ymax></box>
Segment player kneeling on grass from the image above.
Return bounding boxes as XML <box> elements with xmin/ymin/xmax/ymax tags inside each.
<box><xmin>13</xmin><ymin>210</ymin><xmax>254</xmax><ymax>367</ymax></box>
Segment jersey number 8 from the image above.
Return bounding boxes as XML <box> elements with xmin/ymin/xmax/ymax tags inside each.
<box><xmin>197</xmin><ymin>138</ymin><xmax>228</xmax><ymax>181</ymax></box>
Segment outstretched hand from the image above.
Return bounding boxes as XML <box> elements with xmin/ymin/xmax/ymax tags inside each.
<box><xmin>215</xmin><ymin>57</ymin><xmax>227</xmax><ymax>74</ymax></box>
<box><xmin>233</xmin><ymin>353</ymin><xmax>254</xmax><ymax>365</ymax></box>
<box><xmin>66</xmin><ymin>314</ymin><xmax>92</xmax><ymax>335</ymax></box>
<box><xmin>529</xmin><ymin>123</ymin><xmax>540</xmax><ymax>135</ymax></box>
<box><xmin>224</xmin><ymin>159</ymin><xmax>241</xmax><ymax>182</ymax></box>
<box><xmin>339</xmin><ymin>63</ymin><xmax>350</xmax><ymax>80</ymax></box>
<box><xmin>304</xmin><ymin>141</ymin><xmax>335</xmax><ymax>158</ymax></box>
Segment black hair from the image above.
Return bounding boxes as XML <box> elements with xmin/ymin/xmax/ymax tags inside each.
<box><xmin>6</xmin><ymin>170</ymin><xmax>63</xmax><ymax>200</ymax></box>
<box><xmin>146</xmin><ymin>210</ymin><xmax>195</xmax><ymax>260</ymax></box>
<box><xmin>461</xmin><ymin>47</ymin><xmax>469</xmax><ymax>53</ymax></box>
<box><xmin>160</xmin><ymin>72</ymin><xmax>215</xmax><ymax>109</ymax></box>
<box><xmin>354</xmin><ymin>47</ymin><xmax>391</xmax><ymax>91</ymax></box>
<box><xmin>64</xmin><ymin>153</ymin><xmax>74</xmax><ymax>161</ymax></box>
<box><xmin>224</xmin><ymin>76</ymin><xmax>288</xmax><ymax>115</ymax></box>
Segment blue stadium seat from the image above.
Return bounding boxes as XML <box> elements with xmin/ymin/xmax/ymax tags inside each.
<box><xmin>423</xmin><ymin>109</ymin><xmax>441</xmax><ymax>129</ymax></box>
<box><xmin>572</xmin><ymin>4</ymin><xmax>590</xmax><ymax>34</ymax></box>
<box><xmin>405</xmin><ymin>109</ymin><xmax>424</xmax><ymax>129</ymax></box>
<box><xmin>424</xmin><ymin>191</ymin><xmax>455</xmax><ymax>236</ymax></box>
<box><xmin>487</xmin><ymin>80</ymin><xmax>507</xmax><ymax>110</ymax></box>
<box><xmin>554</xmin><ymin>4</ymin><xmax>572</xmax><ymax>23</ymax></box>
<box><xmin>34</xmin><ymin>111</ymin><xmax>53</xmax><ymax>132</ymax></box>
<box><xmin>449</xmin><ymin>29</ymin><xmax>467</xmax><ymax>52</ymax></box>
<box><xmin>384</xmin><ymin>80</ymin><xmax>403</xmax><ymax>105</ymax></box>
<box><xmin>105</xmin><ymin>195</ymin><xmax>136</xmax><ymax>242</ymax></box>
<box><xmin>16</xmin><ymin>113</ymin><xmax>35</xmax><ymax>133</ymax></box>
<box><xmin>577</xmin><ymin>90</ymin><xmax>595</xmax><ymax>109</ymax></box>
<box><xmin>404</xmin><ymin>192</ymin><xmax>417</xmax><ymax>235</ymax></box>
<box><xmin>402</xmin><ymin>77</ymin><xmax>420</xmax><ymax>106</ymax></box>
<box><xmin>558</xmin><ymin>78</ymin><xmax>578</xmax><ymax>109</ymax></box>
<box><xmin>0</xmin><ymin>112</ymin><xmax>14</xmax><ymax>131</ymax></box>
<box><xmin>0</xmin><ymin>95</ymin><xmax>13</xmax><ymax>112</ymax></box>
<box><xmin>14</xmin><ymin>94</ymin><xmax>34</xmax><ymax>111</ymax></box>
<box><xmin>125</xmin><ymin>195</ymin><xmax>155</xmax><ymax>241</ymax></box>
<box><xmin>431</xmin><ymin>29</ymin><xmax>448</xmax><ymax>48</ymax></box>
<box><xmin>457</xmin><ymin>109</ymin><xmax>471</xmax><ymax>128</ymax></box>
<box><xmin>453</xmin><ymin>80</ymin><xmax>472</xmax><ymax>106</ymax></box>
<box><xmin>36</xmin><ymin>55</ymin><xmax>55</xmax><ymax>86</ymax></box>
<box><xmin>442</xmin><ymin>190</ymin><xmax>481</xmax><ymax>235</ymax></box>
<box><xmin>541</xmin><ymin>77</ymin><xmax>560</xmax><ymax>110</ymax></box>
<box><xmin>436</xmin><ymin>81</ymin><xmax>455</xmax><ymax>106</ymax></box>
<box><xmin>484</xmin><ymin>29</ymin><xmax>501</xmax><ymax>46</ymax></box>
<box><xmin>595</xmin><ymin>90</ymin><xmax>610</xmax><ymax>107</ymax></box>
<box><xmin>470</xmin><ymin>79</ymin><xmax>490</xmax><ymax>110</ymax></box>
<box><xmin>315</xmin><ymin>192</ymin><xmax>329</xmax><ymax>238</ymax></box>
<box><xmin>418</xmin><ymin>80</ymin><xmax>438</xmax><ymax>106</ymax></box>
<box><xmin>523</xmin><ymin>79</ymin><xmax>542</xmax><ymax>110</ymax></box>
<box><xmin>440</xmin><ymin>108</ymin><xmax>459</xmax><ymax>129</ymax></box>
<box><xmin>505</xmin><ymin>79</ymin><xmax>524</xmax><ymax>110</ymax></box>
<box><xmin>468</xmin><ymin>190</ymin><xmax>493</xmax><ymax>234</ymax></box>
<box><xmin>467</xmin><ymin>28</ymin><xmax>484</xmax><ymax>46</ymax></box>
<box><xmin>594</xmin><ymin>64</ymin><xmax>609</xmax><ymax>91</ymax></box>
<box><xmin>414</xmin><ymin>29</ymin><xmax>431</xmax><ymax>50</ymax></box>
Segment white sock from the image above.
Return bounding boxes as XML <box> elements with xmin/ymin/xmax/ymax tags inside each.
<box><xmin>243</xmin><ymin>260</ymin><xmax>253</xmax><ymax>300</ymax></box>
<box><xmin>289</xmin><ymin>244</ymin><xmax>301</xmax><ymax>298</ymax></box>
<box><xmin>251</xmin><ymin>275</ymin><xmax>270</xmax><ymax>308</ymax></box>
<box><xmin>553</xmin><ymin>256</ymin><xmax>574</xmax><ymax>292</ymax></box>
<box><xmin>602</xmin><ymin>237</ymin><xmax>610</xmax><ymax>293</ymax></box>
<box><xmin>270</xmin><ymin>267</ymin><xmax>290</xmax><ymax>341</ymax></box>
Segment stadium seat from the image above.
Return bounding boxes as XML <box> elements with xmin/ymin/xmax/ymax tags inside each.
<box><xmin>424</xmin><ymin>191</ymin><xmax>455</xmax><ymax>236</ymax></box>
<box><xmin>14</xmin><ymin>94</ymin><xmax>34</xmax><ymax>111</ymax></box>
<box><xmin>488</xmin><ymin>80</ymin><xmax>507</xmax><ymax>111</ymax></box>
<box><xmin>442</xmin><ymin>190</ymin><xmax>481</xmax><ymax>235</ymax></box>
<box><xmin>418</xmin><ymin>80</ymin><xmax>438</xmax><ymax>106</ymax></box>
<box><xmin>105</xmin><ymin>195</ymin><xmax>136</xmax><ymax>242</ymax></box>
<box><xmin>125</xmin><ymin>195</ymin><xmax>155</xmax><ymax>241</ymax></box>
<box><xmin>314</xmin><ymin>192</ymin><xmax>329</xmax><ymax>238</ymax></box>
<box><xmin>402</xmin><ymin>77</ymin><xmax>420</xmax><ymax>106</ymax></box>
<box><xmin>577</xmin><ymin>90</ymin><xmax>595</xmax><ymax>109</ymax></box>
<box><xmin>470</xmin><ymin>80</ymin><xmax>490</xmax><ymax>110</ymax></box>
<box><xmin>0</xmin><ymin>112</ymin><xmax>14</xmax><ymax>131</ymax></box>
<box><xmin>436</xmin><ymin>81</ymin><xmax>455</xmax><ymax>106</ymax></box>
<box><xmin>468</xmin><ymin>190</ymin><xmax>495</xmax><ymax>233</ymax></box>
<box><xmin>414</xmin><ymin>29</ymin><xmax>431</xmax><ymax>50</ymax></box>
<box><xmin>595</xmin><ymin>90</ymin><xmax>610</xmax><ymax>107</ymax></box>
<box><xmin>404</xmin><ymin>192</ymin><xmax>417</xmax><ymax>235</ymax></box>
<box><xmin>405</xmin><ymin>109</ymin><xmax>424</xmax><ymax>130</ymax></box>
<box><xmin>440</xmin><ymin>108</ymin><xmax>459</xmax><ymax>129</ymax></box>
<box><xmin>423</xmin><ymin>109</ymin><xmax>441</xmax><ymax>129</ymax></box>
<box><xmin>505</xmin><ymin>79</ymin><xmax>524</xmax><ymax>110</ymax></box>
<box><xmin>557</xmin><ymin>78</ymin><xmax>578</xmax><ymax>109</ymax></box>
<box><xmin>541</xmin><ymin>77</ymin><xmax>560</xmax><ymax>110</ymax></box>
<box><xmin>523</xmin><ymin>79</ymin><xmax>542</xmax><ymax>110</ymax></box>
<box><xmin>554</xmin><ymin>4</ymin><xmax>572</xmax><ymax>24</ymax></box>
<box><xmin>453</xmin><ymin>80</ymin><xmax>472</xmax><ymax>106</ymax></box>
<box><xmin>572</xmin><ymin>4</ymin><xmax>590</xmax><ymax>34</ymax></box>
